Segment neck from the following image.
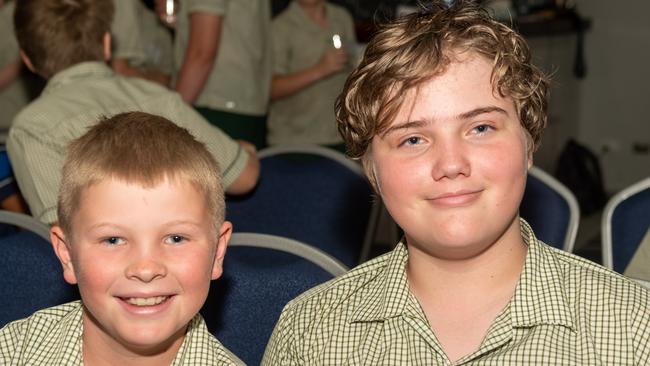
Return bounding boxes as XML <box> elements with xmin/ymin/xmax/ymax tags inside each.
<box><xmin>406</xmin><ymin>217</ymin><xmax>527</xmax><ymax>304</ymax></box>
<box><xmin>81</xmin><ymin>311</ymin><xmax>186</xmax><ymax>366</ymax></box>
<box><xmin>298</xmin><ymin>1</ymin><xmax>327</xmax><ymax>26</ymax></box>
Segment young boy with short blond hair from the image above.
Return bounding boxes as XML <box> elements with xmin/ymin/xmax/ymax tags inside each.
<box><xmin>9</xmin><ymin>0</ymin><xmax>259</xmax><ymax>225</ymax></box>
<box><xmin>263</xmin><ymin>1</ymin><xmax>650</xmax><ymax>364</ymax></box>
<box><xmin>0</xmin><ymin>111</ymin><xmax>244</xmax><ymax>365</ymax></box>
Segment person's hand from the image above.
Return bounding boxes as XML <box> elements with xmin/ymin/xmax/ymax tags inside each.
<box><xmin>154</xmin><ymin>0</ymin><xmax>177</xmax><ymax>28</ymax></box>
<box><xmin>318</xmin><ymin>47</ymin><xmax>349</xmax><ymax>77</ymax></box>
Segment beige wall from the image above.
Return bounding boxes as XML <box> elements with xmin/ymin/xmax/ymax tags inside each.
<box><xmin>531</xmin><ymin>1</ymin><xmax>650</xmax><ymax>193</ymax></box>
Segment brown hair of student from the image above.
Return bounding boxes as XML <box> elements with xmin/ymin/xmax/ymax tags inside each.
<box><xmin>14</xmin><ymin>0</ymin><xmax>114</xmax><ymax>78</ymax></box>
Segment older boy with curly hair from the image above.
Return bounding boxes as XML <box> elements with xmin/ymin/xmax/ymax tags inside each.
<box><xmin>263</xmin><ymin>1</ymin><xmax>650</xmax><ymax>364</ymax></box>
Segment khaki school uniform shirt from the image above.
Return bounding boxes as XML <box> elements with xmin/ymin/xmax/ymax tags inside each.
<box><xmin>111</xmin><ymin>0</ymin><xmax>147</xmax><ymax>64</ymax></box>
<box><xmin>0</xmin><ymin>301</ymin><xmax>245</xmax><ymax>365</ymax></box>
<box><xmin>268</xmin><ymin>2</ymin><xmax>354</xmax><ymax>146</ymax></box>
<box><xmin>7</xmin><ymin>62</ymin><xmax>248</xmax><ymax>224</ymax></box>
<box><xmin>263</xmin><ymin>219</ymin><xmax>650</xmax><ymax>365</ymax></box>
<box><xmin>137</xmin><ymin>1</ymin><xmax>174</xmax><ymax>75</ymax></box>
<box><xmin>0</xmin><ymin>2</ymin><xmax>33</xmax><ymax>142</ymax></box>
<box><xmin>173</xmin><ymin>0</ymin><xmax>272</xmax><ymax>116</ymax></box>
<box><xmin>625</xmin><ymin>228</ymin><xmax>650</xmax><ymax>283</ymax></box>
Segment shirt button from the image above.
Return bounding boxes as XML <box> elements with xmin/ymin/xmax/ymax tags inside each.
<box><xmin>226</xmin><ymin>101</ymin><xmax>236</xmax><ymax>109</ymax></box>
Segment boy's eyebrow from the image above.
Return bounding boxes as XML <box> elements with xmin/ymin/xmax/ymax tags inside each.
<box><xmin>457</xmin><ymin>106</ymin><xmax>508</xmax><ymax>120</ymax></box>
<box><xmin>380</xmin><ymin>120</ymin><xmax>428</xmax><ymax>138</ymax></box>
<box><xmin>380</xmin><ymin>105</ymin><xmax>509</xmax><ymax>138</ymax></box>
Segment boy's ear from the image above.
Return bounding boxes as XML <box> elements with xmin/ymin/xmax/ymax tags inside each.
<box><xmin>50</xmin><ymin>225</ymin><xmax>78</xmax><ymax>285</ymax></box>
<box><xmin>19</xmin><ymin>50</ymin><xmax>36</xmax><ymax>73</ymax></box>
<box><xmin>211</xmin><ymin>221</ymin><xmax>232</xmax><ymax>280</ymax></box>
<box><xmin>103</xmin><ymin>32</ymin><xmax>112</xmax><ymax>61</ymax></box>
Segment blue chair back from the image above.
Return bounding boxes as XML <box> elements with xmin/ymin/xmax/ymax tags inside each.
<box><xmin>602</xmin><ymin>177</ymin><xmax>650</xmax><ymax>272</ymax></box>
<box><xmin>0</xmin><ymin>230</ymin><xmax>80</xmax><ymax>327</ymax></box>
<box><xmin>201</xmin><ymin>233</ymin><xmax>347</xmax><ymax>366</ymax></box>
<box><xmin>520</xmin><ymin>166</ymin><xmax>580</xmax><ymax>251</ymax></box>
<box><xmin>226</xmin><ymin>145</ymin><xmax>377</xmax><ymax>267</ymax></box>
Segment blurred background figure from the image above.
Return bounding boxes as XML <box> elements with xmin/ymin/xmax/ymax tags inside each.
<box><xmin>268</xmin><ymin>0</ymin><xmax>357</xmax><ymax>152</ymax></box>
<box><xmin>111</xmin><ymin>0</ymin><xmax>172</xmax><ymax>86</ymax></box>
<box><xmin>0</xmin><ymin>0</ymin><xmax>42</xmax><ymax>143</ymax></box>
<box><xmin>169</xmin><ymin>0</ymin><xmax>272</xmax><ymax>150</ymax></box>
<box><xmin>0</xmin><ymin>0</ymin><xmax>37</xmax><ymax>214</ymax></box>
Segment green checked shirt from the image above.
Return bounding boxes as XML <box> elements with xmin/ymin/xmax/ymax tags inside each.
<box><xmin>263</xmin><ymin>220</ymin><xmax>650</xmax><ymax>365</ymax></box>
<box><xmin>0</xmin><ymin>301</ymin><xmax>244</xmax><ymax>365</ymax></box>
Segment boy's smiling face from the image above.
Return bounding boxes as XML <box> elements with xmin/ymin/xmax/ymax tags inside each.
<box><xmin>369</xmin><ymin>51</ymin><xmax>531</xmax><ymax>261</ymax></box>
<box><xmin>51</xmin><ymin>177</ymin><xmax>231</xmax><ymax>356</ymax></box>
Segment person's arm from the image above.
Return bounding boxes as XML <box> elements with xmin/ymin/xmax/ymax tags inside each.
<box><xmin>111</xmin><ymin>58</ymin><xmax>170</xmax><ymax>86</ymax></box>
<box><xmin>175</xmin><ymin>12</ymin><xmax>222</xmax><ymax>104</ymax></box>
<box><xmin>0</xmin><ymin>59</ymin><xmax>22</xmax><ymax>91</ymax></box>
<box><xmin>169</xmin><ymin>96</ymin><xmax>259</xmax><ymax>194</ymax></box>
<box><xmin>270</xmin><ymin>47</ymin><xmax>348</xmax><ymax>101</ymax></box>
<box><xmin>226</xmin><ymin>141</ymin><xmax>260</xmax><ymax>195</ymax></box>
<box><xmin>7</xmin><ymin>127</ymin><xmax>64</xmax><ymax>225</ymax></box>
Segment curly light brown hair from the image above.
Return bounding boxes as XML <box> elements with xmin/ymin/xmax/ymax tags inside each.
<box><xmin>336</xmin><ymin>0</ymin><xmax>549</xmax><ymax>165</ymax></box>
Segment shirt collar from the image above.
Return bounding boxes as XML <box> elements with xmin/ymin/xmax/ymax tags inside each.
<box><xmin>60</xmin><ymin>301</ymin><xmax>84</xmax><ymax>364</ymax></box>
<box><xmin>350</xmin><ymin>219</ymin><xmax>575</xmax><ymax>331</ymax></box>
<box><xmin>351</xmin><ymin>240</ymin><xmax>412</xmax><ymax>322</ymax></box>
<box><xmin>44</xmin><ymin>61</ymin><xmax>114</xmax><ymax>94</ymax></box>
<box><xmin>510</xmin><ymin>220</ymin><xmax>575</xmax><ymax>330</ymax></box>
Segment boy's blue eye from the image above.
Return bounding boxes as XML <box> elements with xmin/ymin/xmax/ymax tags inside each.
<box><xmin>104</xmin><ymin>237</ymin><xmax>125</xmax><ymax>245</ymax></box>
<box><xmin>473</xmin><ymin>124</ymin><xmax>492</xmax><ymax>134</ymax></box>
<box><xmin>164</xmin><ymin>235</ymin><xmax>187</xmax><ymax>245</ymax></box>
<box><xmin>401</xmin><ymin>136</ymin><xmax>422</xmax><ymax>146</ymax></box>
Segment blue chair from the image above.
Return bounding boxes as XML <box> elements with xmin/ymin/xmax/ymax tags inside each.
<box><xmin>201</xmin><ymin>232</ymin><xmax>347</xmax><ymax>366</ymax></box>
<box><xmin>520</xmin><ymin>166</ymin><xmax>580</xmax><ymax>252</ymax></box>
<box><xmin>602</xmin><ymin>176</ymin><xmax>650</xmax><ymax>274</ymax></box>
<box><xmin>226</xmin><ymin>144</ymin><xmax>380</xmax><ymax>267</ymax></box>
<box><xmin>0</xmin><ymin>212</ymin><xmax>79</xmax><ymax>327</ymax></box>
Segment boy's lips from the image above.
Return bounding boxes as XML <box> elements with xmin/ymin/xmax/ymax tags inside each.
<box><xmin>123</xmin><ymin>295</ymin><xmax>170</xmax><ymax>306</ymax></box>
<box><xmin>115</xmin><ymin>293</ymin><xmax>177</xmax><ymax>313</ymax></box>
<box><xmin>427</xmin><ymin>189</ymin><xmax>483</xmax><ymax>207</ymax></box>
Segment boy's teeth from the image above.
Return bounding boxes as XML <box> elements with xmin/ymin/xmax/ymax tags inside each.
<box><xmin>125</xmin><ymin>296</ymin><xmax>169</xmax><ymax>306</ymax></box>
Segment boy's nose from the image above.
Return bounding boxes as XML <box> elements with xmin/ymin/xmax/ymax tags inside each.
<box><xmin>430</xmin><ymin>139</ymin><xmax>471</xmax><ymax>181</ymax></box>
<box><xmin>125</xmin><ymin>251</ymin><xmax>168</xmax><ymax>282</ymax></box>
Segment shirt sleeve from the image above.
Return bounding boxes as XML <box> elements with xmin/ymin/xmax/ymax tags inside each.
<box><xmin>7</xmin><ymin>126</ymin><xmax>62</xmax><ymax>224</ymax></box>
<box><xmin>271</xmin><ymin>18</ymin><xmax>291</xmax><ymax>75</ymax></box>
<box><xmin>111</xmin><ymin>0</ymin><xmax>147</xmax><ymax>63</ymax></box>
<box><xmin>166</xmin><ymin>95</ymin><xmax>248</xmax><ymax>189</ymax></box>
<box><xmin>186</xmin><ymin>0</ymin><xmax>228</xmax><ymax>16</ymax></box>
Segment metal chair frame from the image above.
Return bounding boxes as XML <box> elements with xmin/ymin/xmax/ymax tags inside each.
<box><xmin>602</xmin><ymin>176</ymin><xmax>650</xmax><ymax>270</ymax></box>
<box><xmin>229</xmin><ymin>232</ymin><xmax>349</xmax><ymax>276</ymax></box>
<box><xmin>0</xmin><ymin>210</ymin><xmax>50</xmax><ymax>240</ymax></box>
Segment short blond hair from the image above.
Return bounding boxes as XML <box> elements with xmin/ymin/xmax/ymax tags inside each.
<box><xmin>58</xmin><ymin>112</ymin><xmax>224</xmax><ymax>236</ymax></box>
<box><xmin>336</xmin><ymin>0</ymin><xmax>549</xmax><ymax>161</ymax></box>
